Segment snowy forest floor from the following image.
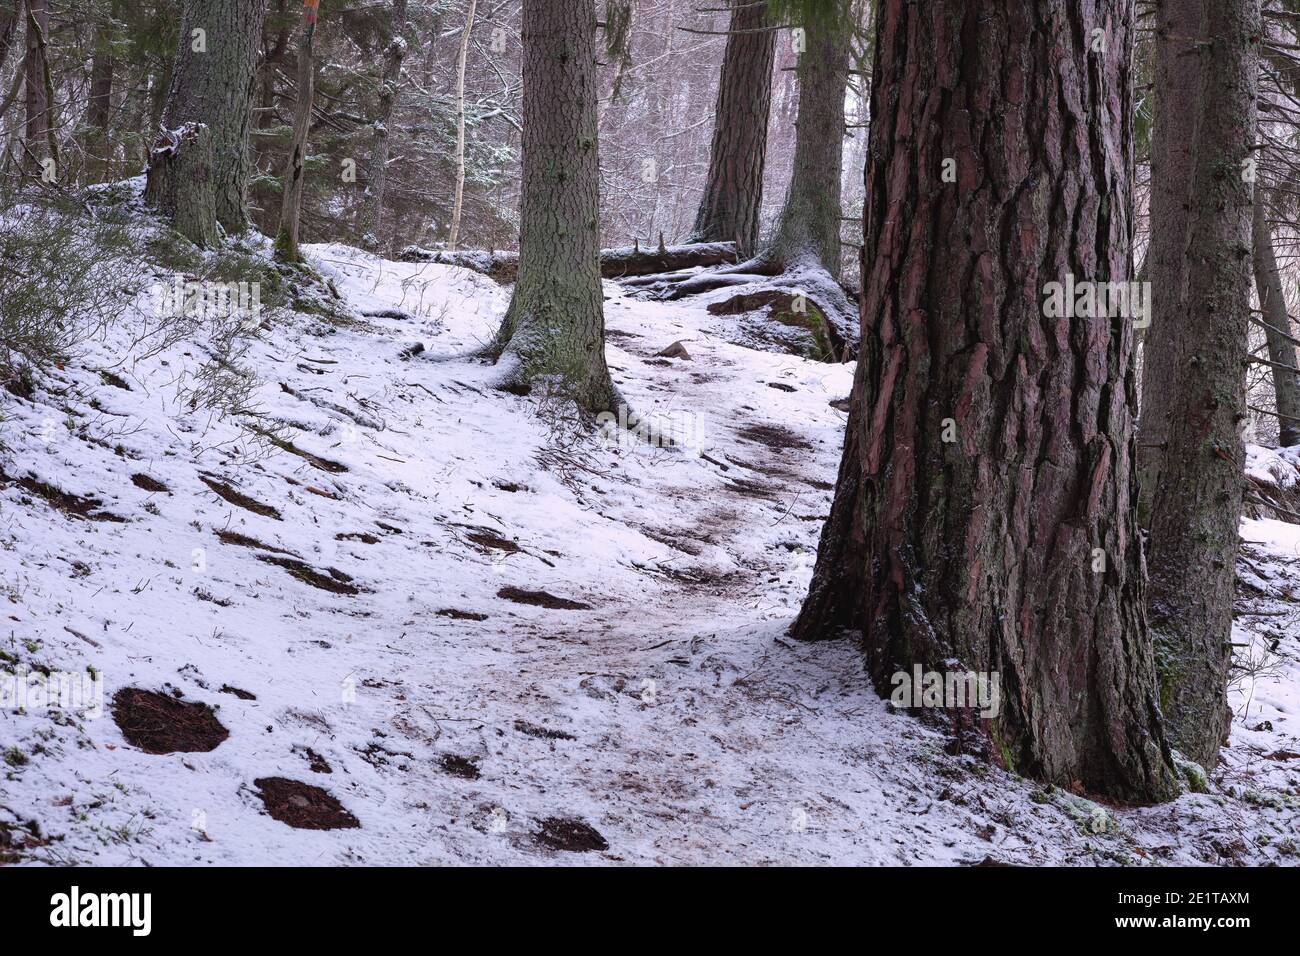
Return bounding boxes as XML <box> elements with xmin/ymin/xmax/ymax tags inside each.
<box><xmin>2</xmin><ymin>233</ymin><xmax>1299</xmax><ymax>866</ymax></box>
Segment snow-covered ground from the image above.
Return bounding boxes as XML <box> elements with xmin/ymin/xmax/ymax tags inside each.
<box><xmin>2</xmin><ymin>236</ymin><xmax>1298</xmax><ymax>865</ymax></box>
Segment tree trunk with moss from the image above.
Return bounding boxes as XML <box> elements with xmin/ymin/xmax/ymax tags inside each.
<box><xmin>792</xmin><ymin>0</ymin><xmax>1177</xmax><ymax>802</ymax></box>
<box><xmin>150</xmin><ymin>0</ymin><xmax>266</xmax><ymax>235</ymax></box>
<box><xmin>492</xmin><ymin>0</ymin><xmax>614</xmax><ymax>412</ymax></box>
<box><xmin>689</xmin><ymin>0</ymin><xmax>775</xmax><ymax>257</ymax></box>
<box><xmin>275</xmin><ymin>0</ymin><xmax>318</xmax><ymax>261</ymax></box>
<box><xmin>1252</xmin><ymin>199</ymin><xmax>1300</xmax><ymax>447</ymax></box>
<box><xmin>1145</xmin><ymin>0</ymin><xmax>1259</xmax><ymax>771</ymax></box>
<box><xmin>763</xmin><ymin>9</ymin><xmax>850</xmax><ymax>277</ymax></box>
<box><xmin>1137</xmin><ymin>0</ymin><xmax>1202</xmax><ymax>525</ymax></box>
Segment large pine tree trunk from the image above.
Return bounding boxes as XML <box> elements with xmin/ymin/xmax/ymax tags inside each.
<box><xmin>357</xmin><ymin>0</ymin><xmax>408</xmax><ymax>251</ymax></box>
<box><xmin>150</xmin><ymin>0</ymin><xmax>267</xmax><ymax>235</ymax></box>
<box><xmin>85</xmin><ymin>38</ymin><xmax>115</xmax><ymax>181</ymax></box>
<box><xmin>492</xmin><ymin>0</ymin><xmax>614</xmax><ymax>412</ymax></box>
<box><xmin>688</xmin><ymin>0</ymin><xmax>776</xmax><ymax>257</ymax></box>
<box><xmin>1145</xmin><ymin>0</ymin><xmax>1259</xmax><ymax>770</ymax></box>
<box><xmin>1251</xmin><ymin>200</ymin><xmax>1300</xmax><ymax>447</ymax></box>
<box><xmin>793</xmin><ymin>0</ymin><xmax>1177</xmax><ymax>802</ymax></box>
<box><xmin>764</xmin><ymin>9</ymin><xmax>850</xmax><ymax>277</ymax></box>
<box><xmin>275</xmin><ymin>0</ymin><xmax>318</xmax><ymax>261</ymax></box>
<box><xmin>1137</xmin><ymin>0</ymin><xmax>1202</xmax><ymax>525</ymax></box>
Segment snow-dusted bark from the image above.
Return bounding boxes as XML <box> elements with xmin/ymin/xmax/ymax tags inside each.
<box><xmin>794</xmin><ymin>0</ymin><xmax>1178</xmax><ymax>802</ymax></box>
<box><xmin>491</xmin><ymin>0</ymin><xmax>615</xmax><ymax>411</ymax></box>
<box><xmin>1145</xmin><ymin>0</ymin><xmax>1261</xmax><ymax>770</ymax></box>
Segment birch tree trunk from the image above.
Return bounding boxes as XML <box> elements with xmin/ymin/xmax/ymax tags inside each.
<box><xmin>447</xmin><ymin>0</ymin><xmax>477</xmax><ymax>251</ymax></box>
<box><xmin>492</xmin><ymin>0</ymin><xmax>615</xmax><ymax>413</ymax></box>
<box><xmin>688</xmin><ymin>0</ymin><xmax>775</xmax><ymax>257</ymax></box>
<box><xmin>792</xmin><ymin>0</ymin><xmax>1177</xmax><ymax>802</ymax></box>
<box><xmin>275</xmin><ymin>0</ymin><xmax>319</xmax><ymax>261</ymax></box>
<box><xmin>1251</xmin><ymin>199</ymin><xmax>1300</xmax><ymax>447</ymax></box>
<box><xmin>1145</xmin><ymin>0</ymin><xmax>1260</xmax><ymax>769</ymax></box>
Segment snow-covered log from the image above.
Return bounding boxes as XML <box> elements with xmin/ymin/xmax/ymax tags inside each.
<box><xmin>397</xmin><ymin>240</ymin><xmax>739</xmax><ymax>282</ymax></box>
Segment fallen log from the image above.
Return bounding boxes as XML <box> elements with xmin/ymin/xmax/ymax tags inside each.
<box><xmin>397</xmin><ymin>240</ymin><xmax>738</xmax><ymax>283</ymax></box>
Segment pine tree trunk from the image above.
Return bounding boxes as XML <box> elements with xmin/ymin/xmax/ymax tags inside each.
<box><xmin>86</xmin><ymin>40</ymin><xmax>114</xmax><ymax>182</ymax></box>
<box><xmin>1251</xmin><ymin>200</ymin><xmax>1300</xmax><ymax>447</ymax></box>
<box><xmin>22</xmin><ymin>0</ymin><xmax>50</xmax><ymax>173</ymax></box>
<box><xmin>275</xmin><ymin>0</ymin><xmax>318</xmax><ymax>261</ymax></box>
<box><xmin>447</xmin><ymin>0</ymin><xmax>477</xmax><ymax>251</ymax></box>
<box><xmin>1143</xmin><ymin>0</ymin><xmax>1260</xmax><ymax>770</ymax></box>
<box><xmin>152</xmin><ymin>0</ymin><xmax>267</xmax><ymax>234</ymax></box>
<box><xmin>764</xmin><ymin>10</ymin><xmax>850</xmax><ymax>277</ymax></box>
<box><xmin>793</xmin><ymin>0</ymin><xmax>1177</xmax><ymax>802</ymax></box>
<box><xmin>357</xmin><ymin>0</ymin><xmax>408</xmax><ymax>251</ymax></box>
<box><xmin>689</xmin><ymin>0</ymin><xmax>775</xmax><ymax>257</ymax></box>
<box><xmin>493</xmin><ymin>0</ymin><xmax>614</xmax><ymax>412</ymax></box>
<box><xmin>1137</xmin><ymin>0</ymin><xmax>1203</xmax><ymax>525</ymax></box>
<box><xmin>144</xmin><ymin>123</ymin><xmax>220</xmax><ymax>247</ymax></box>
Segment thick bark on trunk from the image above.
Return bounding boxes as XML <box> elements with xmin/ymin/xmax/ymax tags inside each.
<box><xmin>1137</xmin><ymin>0</ymin><xmax>1202</xmax><ymax>525</ymax></box>
<box><xmin>447</xmin><ymin>0</ymin><xmax>477</xmax><ymax>250</ymax></box>
<box><xmin>1251</xmin><ymin>201</ymin><xmax>1300</xmax><ymax>447</ymax></box>
<box><xmin>764</xmin><ymin>9</ymin><xmax>850</xmax><ymax>277</ymax></box>
<box><xmin>275</xmin><ymin>0</ymin><xmax>318</xmax><ymax>261</ymax></box>
<box><xmin>22</xmin><ymin>0</ymin><xmax>50</xmax><ymax>173</ymax></box>
<box><xmin>493</xmin><ymin>0</ymin><xmax>614</xmax><ymax>412</ymax></box>
<box><xmin>1144</xmin><ymin>0</ymin><xmax>1260</xmax><ymax>770</ymax></box>
<box><xmin>793</xmin><ymin>0</ymin><xmax>1177</xmax><ymax>802</ymax></box>
<box><xmin>144</xmin><ymin>123</ymin><xmax>220</xmax><ymax>247</ymax></box>
<box><xmin>357</xmin><ymin>0</ymin><xmax>408</xmax><ymax>251</ymax></box>
<box><xmin>689</xmin><ymin>0</ymin><xmax>775</xmax><ymax>257</ymax></box>
<box><xmin>153</xmin><ymin>0</ymin><xmax>266</xmax><ymax>234</ymax></box>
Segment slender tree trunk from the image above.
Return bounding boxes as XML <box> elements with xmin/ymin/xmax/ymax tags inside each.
<box><xmin>1137</xmin><ymin>0</ymin><xmax>1203</xmax><ymax>524</ymax></box>
<box><xmin>149</xmin><ymin>0</ymin><xmax>267</xmax><ymax>236</ymax></box>
<box><xmin>1145</xmin><ymin>0</ymin><xmax>1260</xmax><ymax>770</ymax></box>
<box><xmin>1251</xmin><ymin>200</ymin><xmax>1300</xmax><ymax>447</ymax></box>
<box><xmin>793</xmin><ymin>0</ymin><xmax>1177</xmax><ymax>802</ymax></box>
<box><xmin>493</xmin><ymin>0</ymin><xmax>614</xmax><ymax>413</ymax></box>
<box><xmin>85</xmin><ymin>38</ymin><xmax>114</xmax><ymax>182</ymax></box>
<box><xmin>447</xmin><ymin>0</ymin><xmax>477</xmax><ymax>250</ymax></box>
<box><xmin>275</xmin><ymin>0</ymin><xmax>319</xmax><ymax>261</ymax></box>
<box><xmin>764</xmin><ymin>9</ymin><xmax>850</xmax><ymax>277</ymax></box>
<box><xmin>22</xmin><ymin>0</ymin><xmax>50</xmax><ymax>173</ymax></box>
<box><xmin>688</xmin><ymin>0</ymin><xmax>775</xmax><ymax>257</ymax></box>
<box><xmin>357</xmin><ymin>0</ymin><xmax>408</xmax><ymax>251</ymax></box>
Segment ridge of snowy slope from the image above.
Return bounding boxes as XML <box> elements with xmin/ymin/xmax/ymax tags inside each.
<box><xmin>1</xmin><ymin>240</ymin><xmax>1298</xmax><ymax>865</ymax></box>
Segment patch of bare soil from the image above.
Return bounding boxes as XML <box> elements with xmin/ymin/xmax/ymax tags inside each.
<box><xmin>131</xmin><ymin>473</ymin><xmax>169</xmax><ymax>493</ymax></box>
<box><xmin>219</xmin><ymin>684</ymin><xmax>257</xmax><ymax>700</ymax></box>
<box><xmin>111</xmin><ymin>688</ymin><xmax>229</xmax><ymax>754</ymax></box>
<box><xmin>497</xmin><ymin>586</ymin><xmax>590</xmax><ymax>610</ymax></box>
<box><xmin>336</xmin><ymin>531</ymin><xmax>380</xmax><ymax>544</ymax></box>
<box><xmin>533</xmin><ymin>816</ymin><xmax>608</xmax><ymax>853</ymax></box>
<box><xmin>514</xmin><ymin>719</ymin><xmax>576</xmax><ymax>741</ymax></box>
<box><xmin>1</xmin><ymin>469</ymin><xmax>127</xmax><ymax>522</ymax></box>
<box><xmin>257</xmin><ymin>554</ymin><xmax>362</xmax><ymax>595</ymax></box>
<box><xmin>253</xmin><ymin>777</ymin><xmax>359</xmax><ymax>830</ymax></box>
<box><xmin>436</xmin><ymin>608</ymin><xmax>489</xmax><ymax>621</ymax></box>
<box><xmin>199</xmin><ymin>475</ymin><xmax>282</xmax><ymax>520</ymax></box>
<box><xmin>214</xmin><ymin>529</ymin><xmax>298</xmax><ymax>556</ymax></box>
<box><xmin>463</xmin><ymin>528</ymin><xmax>522</xmax><ymax>553</ymax></box>
<box><xmin>735</xmin><ymin>422</ymin><xmax>813</xmax><ymax>451</ymax></box>
<box><xmin>439</xmin><ymin>754</ymin><xmax>481</xmax><ymax>779</ymax></box>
